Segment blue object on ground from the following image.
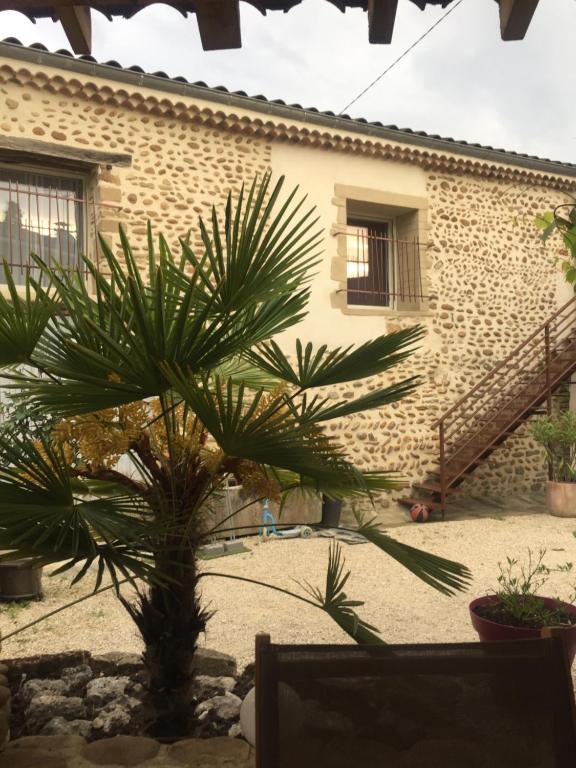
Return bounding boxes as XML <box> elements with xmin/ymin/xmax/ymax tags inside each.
<box><xmin>259</xmin><ymin>499</ymin><xmax>277</xmax><ymax>537</ymax></box>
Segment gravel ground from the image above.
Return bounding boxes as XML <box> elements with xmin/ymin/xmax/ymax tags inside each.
<box><xmin>2</xmin><ymin>513</ymin><xmax>576</xmax><ymax>671</ymax></box>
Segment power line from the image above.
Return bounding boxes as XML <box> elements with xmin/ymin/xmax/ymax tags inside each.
<box><xmin>338</xmin><ymin>0</ymin><xmax>466</xmax><ymax>116</ymax></box>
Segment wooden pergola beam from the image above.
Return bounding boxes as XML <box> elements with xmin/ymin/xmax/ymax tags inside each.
<box><xmin>498</xmin><ymin>0</ymin><xmax>540</xmax><ymax>41</ymax></box>
<box><xmin>56</xmin><ymin>4</ymin><xmax>92</xmax><ymax>54</ymax></box>
<box><xmin>194</xmin><ymin>0</ymin><xmax>241</xmax><ymax>50</ymax></box>
<box><xmin>368</xmin><ymin>0</ymin><xmax>398</xmax><ymax>44</ymax></box>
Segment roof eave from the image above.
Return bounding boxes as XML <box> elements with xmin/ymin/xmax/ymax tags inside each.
<box><xmin>0</xmin><ymin>39</ymin><xmax>574</xmax><ymax>180</ymax></box>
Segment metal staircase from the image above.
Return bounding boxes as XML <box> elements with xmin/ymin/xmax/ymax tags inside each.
<box><xmin>401</xmin><ymin>295</ymin><xmax>576</xmax><ymax>519</ymax></box>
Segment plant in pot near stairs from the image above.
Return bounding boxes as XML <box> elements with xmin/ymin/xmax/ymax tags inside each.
<box><xmin>531</xmin><ymin>411</ymin><xmax>576</xmax><ymax>518</ymax></box>
<box><xmin>470</xmin><ymin>549</ymin><xmax>576</xmax><ymax>664</ymax></box>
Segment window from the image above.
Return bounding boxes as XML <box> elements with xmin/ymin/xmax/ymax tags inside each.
<box><xmin>0</xmin><ymin>167</ymin><xmax>85</xmax><ymax>284</ymax></box>
<box><xmin>346</xmin><ymin>218</ymin><xmax>393</xmax><ymax>307</ymax></box>
<box><xmin>332</xmin><ymin>186</ymin><xmax>428</xmax><ymax>315</ymax></box>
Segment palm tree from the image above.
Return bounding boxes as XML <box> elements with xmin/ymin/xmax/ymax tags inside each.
<box><xmin>0</xmin><ymin>175</ymin><xmax>470</xmax><ymax>736</ymax></box>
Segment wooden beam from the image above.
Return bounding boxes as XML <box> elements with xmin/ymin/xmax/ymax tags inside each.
<box><xmin>194</xmin><ymin>0</ymin><xmax>241</xmax><ymax>50</ymax></box>
<box><xmin>499</xmin><ymin>0</ymin><xmax>540</xmax><ymax>41</ymax></box>
<box><xmin>0</xmin><ymin>135</ymin><xmax>132</xmax><ymax>169</ymax></box>
<box><xmin>367</xmin><ymin>0</ymin><xmax>397</xmax><ymax>44</ymax></box>
<box><xmin>57</xmin><ymin>4</ymin><xmax>92</xmax><ymax>54</ymax></box>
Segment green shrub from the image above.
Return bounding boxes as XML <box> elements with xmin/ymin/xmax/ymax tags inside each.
<box><xmin>530</xmin><ymin>412</ymin><xmax>576</xmax><ymax>482</ymax></box>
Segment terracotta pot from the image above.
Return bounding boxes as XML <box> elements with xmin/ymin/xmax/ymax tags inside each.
<box><xmin>469</xmin><ymin>595</ymin><xmax>576</xmax><ymax>665</ymax></box>
<box><xmin>546</xmin><ymin>480</ymin><xmax>576</xmax><ymax>517</ymax></box>
<box><xmin>0</xmin><ymin>559</ymin><xmax>43</xmax><ymax>601</ymax></box>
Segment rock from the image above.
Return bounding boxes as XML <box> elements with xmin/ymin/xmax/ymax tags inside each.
<box><xmin>0</xmin><ymin>707</ymin><xmax>9</xmax><ymax>746</ymax></box>
<box><xmin>233</xmin><ymin>663</ymin><xmax>254</xmax><ymax>700</ymax></box>
<box><xmin>0</xmin><ymin>684</ymin><xmax>10</xmax><ymax>706</ymax></box>
<box><xmin>193</xmin><ymin>675</ymin><xmax>236</xmax><ymax>699</ymax></box>
<box><xmin>40</xmin><ymin>716</ymin><xmax>92</xmax><ymax>738</ymax></box>
<box><xmin>195</xmin><ymin>692</ymin><xmax>241</xmax><ymax>722</ymax></box>
<box><xmin>5</xmin><ymin>734</ymin><xmax>86</xmax><ymax>753</ymax></box>
<box><xmin>128</xmin><ymin>681</ymin><xmax>144</xmax><ymax>697</ymax></box>
<box><xmin>92</xmin><ymin>696</ymin><xmax>143</xmax><ymax>736</ymax></box>
<box><xmin>91</xmin><ymin>652</ymin><xmax>142</xmax><ymax>676</ymax></box>
<box><xmin>26</xmin><ymin>694</ymin><xmax>86</xmax><ymax>728</ymax></box>
<box><xmin>1</xmin><ymin>750</ymin><xmax>68</xmax><ymax>768</ymax></box>
<box><xmin>4</xmin><ymin>651</ymin><xmax>89</xmax><ymax>682</ymax></box>
<box><xmin>6</xmin><ymin>735</ymin><xmax>85</xmax><ymax>766</ymax></box>
<box><xmin>61</xmin><ymin>664</ymin><xmax>93</xmax><ymax>692</ymax></box>
<box><xmin>92</xmin><ymin>706</ymin><xmax>131</xmax><ymax>736</ymax></box>
<box><xmin>228</xmin><ymin>722</ymin><xmax>243</xmax><ymax>738</ymax></box>
<box><xmin>20</xmin><ymin>678</ymin><xmax>67</xmax><ymax>703</ymax></box>
<box><xmin>240</xmin><ymin>684</ymin><xmax>303</xmax><ymax>748</ymax></box>
<box><xmin>0</xmin><ymin>663</ymin><xmax>8</xmax><ymax>675</ymax></box>
<box><xmin>168</xmin><ymin>736</ymin><xmax>251</xmax><ymax>765</ymax></box>
<box><xmin>82</xmin><ymin>735</ymin><xmax>160</xmax><ymax>766</ymax></box>
<box><xmin>192</xmin><ymin>648</ymin><xmax>237</xmax><ymax>677</ymax></box>
<box><xmin>86</xmin><ymin>675</ymin><xmax>130</xmax><ymax>706</ymax></box>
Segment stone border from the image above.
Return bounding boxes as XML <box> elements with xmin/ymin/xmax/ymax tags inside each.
<box><xmin>1</xmin><ymin>734</ymin><xmax>255</xmax><ymax>767</ymax></box>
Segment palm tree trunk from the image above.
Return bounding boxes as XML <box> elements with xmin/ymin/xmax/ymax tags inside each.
<box><xmin>118</xmin><ymin>442</ymin><xmax>213</xmax><ymax>736</ymax></box>
<box><xmin>128</xmin><ymin>544</ymin><xmax>209</xmax><ymax>737</ymax></box>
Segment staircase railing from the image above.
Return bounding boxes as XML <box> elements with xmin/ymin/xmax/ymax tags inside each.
<box><xmin>433</xmin><ymin>295</ymin><xmax>576</xmax><ymax>515</ymax></box>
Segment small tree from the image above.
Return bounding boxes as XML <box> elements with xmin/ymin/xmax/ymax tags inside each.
<box><xmin>536</xmin><ymin>198</ymin><xmax>576</xmax><ymax>286</ymax></box>
<box><xmin>530</xmin><ymin>412</ymin><xmax>576</xmax><ymax>482</ymax></box>
<box><xmin>0</xmin><ymin>175</ymin><xmax>470</xmax><ymax>735</ymax></box>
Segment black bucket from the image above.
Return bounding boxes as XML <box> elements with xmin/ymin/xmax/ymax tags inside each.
<box><xmin>321</xmin><ymin>496</ymin><xmax>342</xmax><ymax>528</ymax></box>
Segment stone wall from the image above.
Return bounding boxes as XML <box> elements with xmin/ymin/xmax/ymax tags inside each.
<box><xmin>0</xmin><ymin>54</ymin><xmax>574</xmax><ymax>513</ymax></box>
<box><xmin>322</xmin><ymin>172</ymin><xmax>570</xmax><ymax>508</ymax></box>
<box><xmin>0</xmin><ymin>78</ymin><xmax>272</xmax><ymax>267</ymax></box>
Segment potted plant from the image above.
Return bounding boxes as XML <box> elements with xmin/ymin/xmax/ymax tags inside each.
<box><xmin>0</xmin><ymin>396</ymin><xmax>49</xmax><ymax>601</ymax></box>
<box><xmin>469</xmin><ymin>549</ymin><xmax>576</xmax><ymax>664</ymax></box>
<box><xmin>530</xmin><ymin>411</ymin><xmax>576</xmax><ymax>517</ymax></box>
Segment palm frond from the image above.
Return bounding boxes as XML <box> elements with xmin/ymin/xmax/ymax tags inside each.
<box><xmin>184</xmin><ymin>173</ymin><xmax>322</xmax><ymax>313</ymax></box>
<box><xmin>291</xmin><ymin>379</ymin><xmax>420</xmax><ymax>424</ymax></box>
<box><xmin>247</xmin><ymin>327</ymin><xmax>425</xmax><ymax>389</ymax></box>
<box><xmin>211</xmin><ymin>356</ymin><xmax>282</xmax><ymax>391</ymax></box>
<box><xmin>12</xmin><ymin>176</ymin><xmax>321</xmax><ymax>417</ymax></box>
<box><xmin>355</xmin><ymin>512</ymin><xmax>472</xmax><ymax>596</ymax></box>
<box><xmin>302</xmin><ymin>543</ymin><xmax>384</xmax><ymax>644</ymax></box>
<box><xmin>274</xmin><ymin>467</ymin><xmax>406</xmax><ymax>504</ymax></box>
<box><xmin>163</xmin><ymin>367</ymin><xmax>371</xmax><ymax>485</ymax></box>
<box><xmin>0</xmin><ymin>431</ymin><xmax>163</xmax><ymax>587</ymax></box>
<box><xmin>0</xmin><ymin>263</ymin><xmax>56</xmax><ymax>368</ymax></box>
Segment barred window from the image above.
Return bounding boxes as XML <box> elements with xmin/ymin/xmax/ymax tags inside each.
<box><xmin>0</xmin><ymin>167</ymin><xmax>85</xmax><ymax>284</ymax></box>
<box><xmin>346</xmin><ymin>218</ymin><xmax>393</xmax><ymax>307</ymax></box>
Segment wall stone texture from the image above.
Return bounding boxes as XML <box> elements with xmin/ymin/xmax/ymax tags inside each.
<box><xmin>0</xmin><ymin>56</ymin><xmax>574</xmax><ymax>516</ymax></box>
<box><xmin>323</xmin><ymin>173</ymin><xmax>571</xmax><ymax>509</ymax></box>
<box><xmin>0</xmin><ymin>79</ymin><xmax>272</xmax><ymax>266</ymax></box>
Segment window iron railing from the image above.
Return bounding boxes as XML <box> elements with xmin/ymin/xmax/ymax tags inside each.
<box><xmin>340</xmin><ymin>227</ymin><xmax>426</xmax><ymax>307</ymax></box>
<box><xmin>0</xmin><ymin>181</ymin><xmax>118</xmax><ymax>283</ymax></box>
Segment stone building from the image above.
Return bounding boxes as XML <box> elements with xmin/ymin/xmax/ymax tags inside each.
<box><xmin>1</xmin><ymin>38</ymin><xmax>575</xmax><ymax>517</ymax></box>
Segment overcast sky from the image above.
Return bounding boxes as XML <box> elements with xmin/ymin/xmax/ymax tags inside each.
<box><xmin>1</xmin><ymin>0</ymin><xmax>574</xmax><ymax>163</ymax></box>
